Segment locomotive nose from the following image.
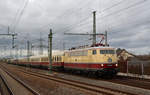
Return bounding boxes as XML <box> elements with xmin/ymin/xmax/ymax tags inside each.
<box><xmin>107</xmin><ymin>57</ymin><xmax>112</xmax><ymax>63</ymax></box>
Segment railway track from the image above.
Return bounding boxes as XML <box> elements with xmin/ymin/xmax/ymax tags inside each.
<box><xmin>53</xmin><ymin>68</ymin><xmax>150</xmax><ymax>90</ymax></box>
<box><xmin>106</xmin><ymin>76</ymin><xmax>150</xmax><ymax>90</ymax></box>
<box><xmin>1</xmin><ymin>64</ymin><xmax>135</xmax><ymax>95</ymax></box>
<box><xmin>0</xmin><ymin>75</ymin><xmax>14</xmax><ymax>95</ymax></box>
<box><xmin>17</xmin><ymin>69</ymin><xmax>150</xmax><ymax>95</ymax></box>
<box><xmin>12</xmin><ymin>64</ymin><xmax>150</xmax><ymax>90</ymax></box>
<box><xmin>0</xmin><ymin>65</ymin><xmax>40</xmax><ymax>95</ymax></box>
<box><xmin>5</xmin><ymin>63</ymin><xmax>150</xmax><ymax>95</ymax></box>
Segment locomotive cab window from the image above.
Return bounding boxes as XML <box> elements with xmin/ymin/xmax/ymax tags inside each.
<box><xmin>100</xmin><ymin>50</ymin><xmax>115</xmax><ymax>54</ymax></box>
<box><xmin>109</xmin><ymin>50</ymin><xmax>115</xmax><ymax>54</ymax></box>
<box><xmin>100</xmin><ymin>50</ymin><xmax>105</xmax><ymax>54</ymax></box>
<box><xmin>92</xmin><ymin>50</ymin><xmax>97</xmax><ymax>55</ymax></box>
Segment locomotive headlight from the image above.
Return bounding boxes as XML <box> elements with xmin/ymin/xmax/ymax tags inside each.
<box><xmin>115</xmin><ymin>64</ymin><xmax>118</xmax><ymax>67</ymax></box>
<box><xmin>101</xmin><ymin>64</ymin><xmax>104</xmax><ymax>67</ymax></box>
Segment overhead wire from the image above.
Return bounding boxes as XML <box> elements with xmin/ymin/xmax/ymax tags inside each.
<box><xmin>62</xmin><ymin>0</ymin><xmax>147</xmax><ymax>34</ymax></box>
<box><xmin>61</xmin><ymin>0</ymin><xmax>127</xmax><ymax>33</ymax></box>
<box><xmin>10</xmin><ymin>0</ymin><xmax>29</xmax><ymax>33</ymax></box>
<box><xmin>96</xmin><ymin>0</ymin><xmax>147</xmax><ymax>22</ymax></box>
<box><xmin>96</xmin><ymin>0</ymin><xmax>149</xmax><ymax>33</ymax></box>
<box><xmin>40</xmin><ymin>0</ymin><xmax>93</xmax><ymax>30</ymax></box>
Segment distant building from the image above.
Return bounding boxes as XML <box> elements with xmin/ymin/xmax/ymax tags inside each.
<box><xmin>117</xmin><ymin>48</ymin><xmax>150</xmax><ymax>62</ymax></box>
<box><xmin>116</xmin><ymin>48</ymin><xmax>136</xmax><ymax>61</ymax></box>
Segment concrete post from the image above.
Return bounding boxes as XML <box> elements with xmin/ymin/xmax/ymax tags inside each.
<box><xmin>48</xmin><ymin>29</ymin><xmax>53</xmax><ymax>73</ymax></box>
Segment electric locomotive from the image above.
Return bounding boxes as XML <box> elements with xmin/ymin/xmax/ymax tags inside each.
<box><xmin>64</xmin><ymin>46</ymin><xmax>118</xmax><ymax>77</ymax></box>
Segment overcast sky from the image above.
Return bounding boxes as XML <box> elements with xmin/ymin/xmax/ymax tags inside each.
<box><xmin>0</xmin><ymin>0</ymin><xmax>150</xmax><ymax>57</ymax></box>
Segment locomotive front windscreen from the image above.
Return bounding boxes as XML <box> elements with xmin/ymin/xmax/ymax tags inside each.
<box><xmin>100</xmin><ymin>50</ymin><xmax>115</xmax><ymax>54</ymax></box>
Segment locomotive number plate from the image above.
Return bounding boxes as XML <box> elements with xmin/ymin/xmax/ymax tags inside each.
<box><xmin>107</xmin><ymin>64</ymin><xmax>112</xmax><ymax>66</ymax></box>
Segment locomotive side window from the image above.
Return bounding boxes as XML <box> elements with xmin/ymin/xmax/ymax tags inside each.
<box><xmin>70</xmin><ymin>51</ymin><xmax>88</xmax><ymax>56</ymax></box>
<box><xmin>82</xmin><ymin>51</ymin><xmax>88</xmax><ymax>56</ymax></box>
<box><xmin>92</xmin><ymin>50</ymin><xmax>97</xmax><ymax>55</ymax></box>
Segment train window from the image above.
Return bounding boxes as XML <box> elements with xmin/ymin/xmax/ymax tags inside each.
<box><xmin>100</xmin><ymin>50</ymin><xmax>105</xmax><ymax>54</ymax></box>
<box><xmin>58</xmin><ymin>56</ymin><xmax>61</xmax><ymax>61</ymax></box>
<box><xmin>100</xmin><ymin>50</ymin><xmax>115</xmax><ymax>54</ymax></box>
<box><xmin>41</xmin><ymin>57</ymin><xmax>48</xmax><ymax>62</ymax></box>
<box><xmin>52</xmin><ymin>57</ymin><xmax>54</xmax><ymax>61</ymax></box>
<box><xmin>57</xmin><ymin>57</ymin><xmax>59</xmax><ymax>61</ymax></box>
<box><xmin>60</xmin><ymin>57</ymin><xmax>61</xmax><ymax>61</ymax></box>
<box><xmin>55</xmin><ymin>56</ymin><xmax>56</xmax><ymax>62</ymax></box>
<box><xmin>92</xmin><ymin>50</ymin><xmax>97</xmax><ymax>55</ymax></box>
<box><xmin>109</xmin><ymin>50</ymin><xmax>115</xmax><ymax>54</ymax></box>
<box><xmin>58</xmin><ymin>56</ymin><xmax>60</xmax><ymax>61</ymax></box>
<box><xmin>82</xmin><ymin>51</ymin><xmax>88</xmax><ymax>56</ymax></box>
<box><xmin>56</xmin><ymin>56</ymin><xmax>58</xmax><ymax>61</ymax></box>
<box><xmin>57</xmin><ymin>56</ymin><xmax>59</xmax><ymax>61</ymax></box>
<box><xmin>70</xmin><ymin>51</ymin><xmax>88</xmax><ymax>56</ymax></box>
<box><xmin>67</xmin><ymin>53</ymin><xmax>70</xmax><ymax>56</ymax></box>
<box><xmin>46</xmin><ymin>57</ymin><xmax>48</xmax><ymax>61</ymax></box>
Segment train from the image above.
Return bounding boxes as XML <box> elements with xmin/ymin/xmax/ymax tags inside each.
<box><xmin>8</xmin><ymin>46</ymin><xmax>119</xmax><ymax>77</ymax></box>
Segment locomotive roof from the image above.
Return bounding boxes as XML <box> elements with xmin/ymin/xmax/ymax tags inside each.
<box><xmin>28</xmin><ymin>51</ymin><xmax>64</xmax><ymax>58</ymax></box>
<box><xmin>52</xmin><ymin>50</ymin><xmax>64</xmax><ymax>56</ymax></box>
<box><xmin>65</xmin><ymin>46</ymin><xmax>116</xmax><ymax>52</ymax></box>
<box><xmin>30</xmin><ymin>55</ymin><xmax>48</xmax><ymax>58</ymax></box>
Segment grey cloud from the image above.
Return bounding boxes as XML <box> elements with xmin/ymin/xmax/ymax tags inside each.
<box><xmin>0</xmin><ymin>0</ymin><xmax>150</xmax><ymax>57</ymax></box>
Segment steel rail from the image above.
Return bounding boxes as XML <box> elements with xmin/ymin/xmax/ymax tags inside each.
<box><xmin>2</xmin><ymin>64</ymin><xmax>135</xmax><ymax>95</ymax></box>
<box><xmin>0</xmin><ymin>65</ymin><xmax>40</xmax><ymax>95</ymax></box>
<box><xmin>0</xmin><ymin>75</ymin><xmax>14</xmax><ymax>95</ymax></box>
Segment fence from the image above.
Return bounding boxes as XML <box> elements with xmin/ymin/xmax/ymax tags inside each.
<box><xmin>118</xmin><ymin>61</ymin><xmax>150</xmax><ymax>76</ymax></box>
